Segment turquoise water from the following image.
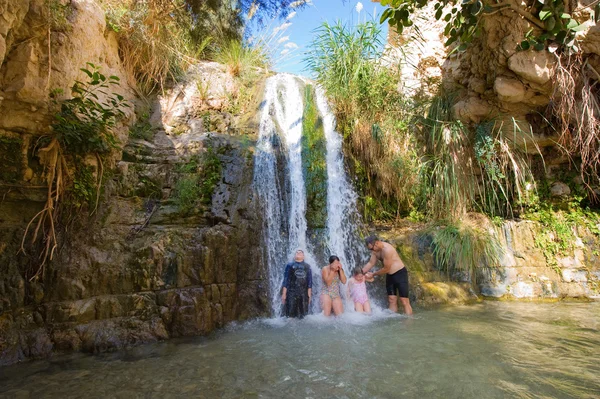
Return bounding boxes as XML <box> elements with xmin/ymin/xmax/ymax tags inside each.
<box><xmin>1</xmin><ymin>302</ymin><xmax>599</xmax><ymax>398</ymax></box>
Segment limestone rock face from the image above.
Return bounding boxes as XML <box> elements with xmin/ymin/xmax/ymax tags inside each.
<box><xmin>0</xmin><ymin>2</ymin><xmax>268</xmax><ymax>365</ymax></box>
<box><xmin>381</xmin><ymin>220</ymin><xmax>600</xmax><ymax>302</ymax></box>
<box><xmin>0</xmin><ymin>0</ymin><xmax>135</xmax><ymax>135</ymax></box>
<box><xmin>479</xmin><ymin>221</ymin><xmax>600</xmax><ymax>299</ymax></box>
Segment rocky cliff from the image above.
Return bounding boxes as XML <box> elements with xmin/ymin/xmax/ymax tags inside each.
<box><xmin>0</xmin><ymin>0</ymin><xmax>268</xmax><ymax>366</ymax></box>
<box><xmin>379</xmin><ymin>218</ymin><xmax>600</xmax><ymax>305</ymax></box>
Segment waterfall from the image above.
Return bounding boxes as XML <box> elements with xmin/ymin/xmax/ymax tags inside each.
<box><xmin>315</xmin><ymin>86</ymin><xmax>363</xmax><ymax>275</ymax></box>
<box><xmin>254</xmin><ymin>76</ymin><xmax>287</xmax><ymax>315</ymax></box>
<box><xmin>254</xmin><ymin>74</ymin><xmax>364</xmax><ymax>316</ymax></box>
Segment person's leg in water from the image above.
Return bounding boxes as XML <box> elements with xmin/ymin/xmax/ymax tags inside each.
<box><xmin>354</xmin><ymin>302</ymin><xmax>364</xmax><ymax>313</ymax></box>
<box><xmin>363</xmin><ymin>300</ymin><xmax>372</xmax><ymax>314</ymax></box>
<box><xmin>399</xmin><ymin>297</ymin><xmax>413</xmax><ymax>315</ymax></box>
<box><xmin>320</xmin><ymin>294</ymin><xmax>332</xmax><ymax>316</ymax></box>
<box><xmin>332</xmin><ymin>297</ymin><xmax>344</xmax><ymax>316</ymax></box>
<box><xmin>388</xmin><ymin>295</ymin><xmax>398</xmax><ymax>312</ymax></box>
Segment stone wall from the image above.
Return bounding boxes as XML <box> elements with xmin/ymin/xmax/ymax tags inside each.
<box><xmin>379</xmin><ymin>219</ymin><xmax>600</xmax><ymax>305</ymax></box>
<box><xmin>0</xmin><ymin>0</ymin><xmax>268</xmax><ymax>366</ymax></box>
<box><xmin>482</xmin><ymin>221</ymin><xmax>600</xmax><ymax>299</ymax></box>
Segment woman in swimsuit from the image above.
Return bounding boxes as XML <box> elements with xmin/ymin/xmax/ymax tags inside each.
<box><xmin>348</xmin><ymin>267</ymin><xmax>374</xmax><ymax>313</ymax></box>
<box><xmin>320</xmin><ymin>255</ymin><xmax>347</xmax><ymax>316</ymax></box>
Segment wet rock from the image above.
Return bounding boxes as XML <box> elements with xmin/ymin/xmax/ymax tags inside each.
<box><xmin>550</xmin><ymin>181</ymin><xmax>571</xmax><ymax>197</ymax></box>
<box><xmin>510</xmin><ymin>281</ymin><xmax>535</xmax><ymax>298</ymax></box>
<box><xmin>19</xmin><ymin>328</ymin><xmax>53</xmax><ymax>359</ymax></box>
<box><xmin>76</xmin><ymin>317</ymin><xmax>168</xmax><ymax>354</ymax></box>
<box><xmin>51</xmin><ymin>328</ymin><xmax>82</xmax><ymax>352</ymax></box>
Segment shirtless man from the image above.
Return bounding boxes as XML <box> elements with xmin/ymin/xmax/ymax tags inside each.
<box><xmin>362</xmin><ymin>235</ymin><xmax>413</xmax><ymax>315</ymax></box>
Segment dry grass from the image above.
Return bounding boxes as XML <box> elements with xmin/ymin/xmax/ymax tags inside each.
<box><xmin>101</xmin><ymin>0</ymin><xmax>200</xmax><ymax>93</ymax></box>
<box><xmin>550</xmin><ymin>54</ymin><xmax>600</xmax><ymax>196</ymax></box>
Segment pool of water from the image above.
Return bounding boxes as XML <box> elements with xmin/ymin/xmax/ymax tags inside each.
<box><xmin>1</xmin><ymin>301</ymin><xmax>599</xmax><ymax>398</ymax></box>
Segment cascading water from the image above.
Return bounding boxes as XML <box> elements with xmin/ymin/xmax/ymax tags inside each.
<box><xmin>315</xmin><ymin>86</ymin><xmax>364</xmax><ymax>274</ymax></box>
<box><xmin>254</xmin><ymin>74</ymin><xmax>365</xmax><ymax>316</ymax></box>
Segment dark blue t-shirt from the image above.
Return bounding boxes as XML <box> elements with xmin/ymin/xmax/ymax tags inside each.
<box><xmin>282</xmin><ymin>261</ymin><xmax>312</xmax><ymax>292</ymax></box>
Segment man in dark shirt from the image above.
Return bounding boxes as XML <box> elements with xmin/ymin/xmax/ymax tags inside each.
<box><xmin>281</xmin><ymin>249</ymin><xmax>313</xmax><ymax>318</ymax></box>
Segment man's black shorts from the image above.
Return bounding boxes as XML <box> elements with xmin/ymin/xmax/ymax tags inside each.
<box><xmin>386</xmin><ymin>268</ymin><xmax>409</xmax><ymax>298</ymax></box>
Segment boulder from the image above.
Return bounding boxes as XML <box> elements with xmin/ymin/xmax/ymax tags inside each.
<box><xmin>494</xmin><ymin>77</ymin><xmax>526</xmax><ymax>103</ymax></box>
<box><xmin>507</xmin><ymin>50</ymin><xmax>555</xmax><ymax>85</ymax></box>
<box><xmin>550</xmin><ymin>181</ymin><xmax>571</xmax><ymax>197</ymax></box>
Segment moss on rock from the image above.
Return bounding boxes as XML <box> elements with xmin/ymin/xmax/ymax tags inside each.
<box><xmin>301</xmin><ymin>85</ymin><xmax>327</xmax><ymax>229</ymax></box>
<box><xmin>0</xmin><ymin>135</ymin><xmax>23</xmax><ymax>183</ymax></box>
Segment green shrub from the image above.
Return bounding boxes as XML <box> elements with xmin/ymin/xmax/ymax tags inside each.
<box><xmin>428</xmin><ymin>220</ymin><xmax>502</xmax><ymax>285</ymax></box>
<box><xmin>174</xmin><ymin>148</ymin><xmax>222</xmax><ymax>212</ymax></box>
<box><xmin>52</xmin><ymin>63</ymin><xmax>128</xmax><ymax>155</ymax></box>
<box><xmin>129</xmin><ymin>112</ymin><xmax>154</xmax><ymax>141</ymax></box>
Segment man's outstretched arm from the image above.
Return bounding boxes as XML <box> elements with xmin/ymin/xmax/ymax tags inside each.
<box><xmin>362</xmin><ymin>253</ymin><xmax>378</xmax><ymax>273</ymax></box>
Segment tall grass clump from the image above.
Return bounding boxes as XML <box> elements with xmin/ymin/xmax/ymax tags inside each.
<box><xmin>428</xmin><ymin>219</ymin><xmax>502</xmax><ymax>285</ymax></box>
<box><xmin>101</xmin><ymin>0</ymin><xmax>199</xmax><ymax>93</ymax></box>
<box><xmin>305</xmin><ymin>20</ymin><xmax>422</xmax><ymax>218</ymax></box>
<box><xmin>214</xmin><ymin>40</ymin><xmax>270</xmax><ymax>77</ymax></box>
<box><xmin>418</xmin><ymin>97</ymin><xmax>538</xmax><ymax>220</ymax></box>
<box><xmin>419</xmin><ymin>95</ymin><xmax>475</xmax><ymax>220</ymax></box>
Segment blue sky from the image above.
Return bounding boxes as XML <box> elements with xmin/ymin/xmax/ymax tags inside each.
<box><xmin>247</xmin><ymin>1</ymin><xmax>389</xmax><ymax>77</ymax></box>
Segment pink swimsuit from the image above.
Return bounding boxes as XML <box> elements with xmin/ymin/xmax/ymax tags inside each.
<box><xmin>350</xmin><ymin>280</ymin><xmax>369</xmax><ymax>305</ymax></box>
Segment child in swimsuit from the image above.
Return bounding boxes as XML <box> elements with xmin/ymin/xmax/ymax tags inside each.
<box><xmin>320</xmin><ymin>255</ymin><xmax>347</xmax><ymax>316</ymax></box>
<box><xmin>348</xmin><ymin>266</ymin><xmax>374</xmax><ymax>313</ymax></box>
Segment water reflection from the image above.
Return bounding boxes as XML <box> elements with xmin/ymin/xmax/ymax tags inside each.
<box><xmin>1</xmin><ymin>302</ymin><xmax>598</xmax><ymax>398</ymax></box>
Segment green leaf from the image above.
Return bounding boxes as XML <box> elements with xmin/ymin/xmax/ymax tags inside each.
<box><xmin>560</xmin><ymin>13</ymin><xmax>571</xmax><ymax>19</ymax></box>
<box><xmin>444</xmin><ymin>13</ymin><xmax>452</xmax><ymax>22</ymax></box>
<box><xmin>445</xmin><ymin>36</ymin><xmax>458</xmax><ymax>46</ymax></box>
<box><xmin>534</xmin><ymin>42</ymin><xmax>545</xmax><ymax>51</ymax></box>
<box><xmin>571</xmin><ymin>23</ymin><xmax>588</xmax><ymax>32</ymax></box>
<box><xmin>520</xmin><ymin>40</ymin><xmax>531</xmax><ymax>50</ymax></box>
<box><xmin>380</xmin><ymin>0</ymin><xmax>390</xmax><ymax>5</ymax></box>
<box><xmin>80</xmin><ymin>68</ymin><xmax>93</xmax><ymax>78</ymax></box>
<box><xmin>538</xmin><ymin>10</ymin><xmax>552</xmax><ymax>21</ymax></box>
<box><xmin>470</xmin><ymin>1</ymin><xmax>482</xmax><ymax>15</ymax></box>
<box><xmin>380</xmin><ymin>8</ymin><xmax>393</xmax><ymax>23</ymax></box>
<box><xmin>566</xmin><ymin>19</ymin><xmax>578</xmax><ymax>29</ymax></box>
<box><xmin>435</xmin><ymin>8</ymin><xmax>443</xmax><ymax>19</ymax></box>
<box><xmin>544</xmin><ymin>17</ymin><xmax>556</xmax><ymax>31</ymax></box>
<box><xmin>398</xmin><ymin>9</ymin><xmax>409</xmax><ymax>21</ymax></box>
<box><xmin>555</xmin><ymin>30</ymin><xmax>567</xmax><ymax>43</ymax></box>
